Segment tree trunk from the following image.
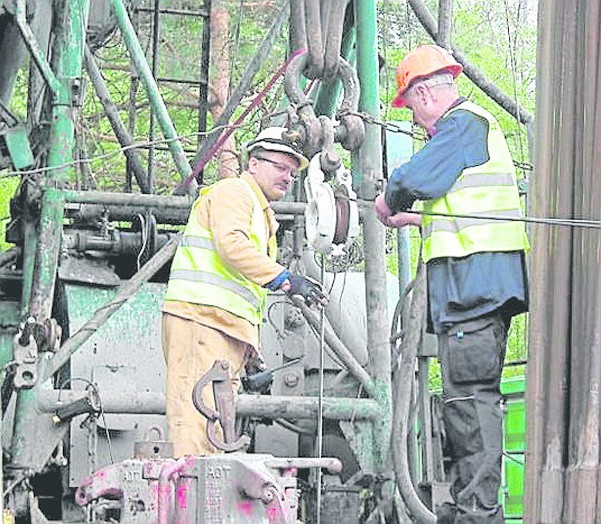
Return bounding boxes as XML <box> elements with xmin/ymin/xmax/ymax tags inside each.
<box><xmin>210</xmin><ymin>0</ymin><xmax>239</xmax><ymax>179</ymax></box>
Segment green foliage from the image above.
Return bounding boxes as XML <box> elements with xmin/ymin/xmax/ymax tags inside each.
<box><xmin>0</xmin><ymin>178</ymin><xmax>18</xmax><ymax>251</ymax></box>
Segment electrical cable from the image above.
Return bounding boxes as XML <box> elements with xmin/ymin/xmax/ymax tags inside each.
<box><xmin>266</xmin><ymin>299</ymin><xmax>289</xmax><ymax>340</ymax></box>
<box><xmin>339</xmin><ymin>110</ymin><xmax>534</xmax><ymax>171</ymax></box>
<box><xmin>405</xmin><ymin>209</ymin><xmax>601</xmax><ymax>229</ymax></box>
<box><xmin>268</xmin><ymin>292</ymin><xmax>346</xmax><ymax>369</ymax></box>
<box><xmin>57</xmin><ymin>377</ymin><xmax>114</xmax><ymax>464</ymax></box>
<box><xmin>338</xmin><ymin>192</ymin><xmax>601</xmax><ymax>230</ymax></box>
<box><xmin>315</xmin><ymin>253</ymin><xmax>326</xmax><ymax>524</ymax></box>
<box><xmin>135</xmin><ymin>213</ymin><xmax>148</xmax><ymax>271</ymax></box>
<box><xmin>0</xmin><ymin>125</ymin><xmax>243</xmax><ymax>179</ymax></box>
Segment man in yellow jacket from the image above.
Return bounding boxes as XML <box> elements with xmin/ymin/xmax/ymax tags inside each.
<box><xmin>162</xmin><ymin>127</ymin><xmax>327</xmax><ymax>457</ymax></box>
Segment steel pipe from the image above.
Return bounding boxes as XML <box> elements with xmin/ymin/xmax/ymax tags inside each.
<box><xmin>63</xmin><ymin>191</ymin><xmax>306</xmax><ymax>225</ymax></box>
<box><xmin>294</xmin><ymin>297</ymin><xmax>376</xmax><ymax>398</ymax></box>
<box><xmin>39</xmin><ymin>390</ymin><xmax>166</xmax><ymax>414</ymax></box>
<box><xmin>63</xmin><ymin>190</ymin><xmax>307</xmax><ymax>215</ymax></box>
<box><xmin>265</xmin><ymin>457</ymin><xmax>342</xmax><ymax>474</ymax></box>
<box><xmin>14</xmin><ymin>0</ymin><xmax>61</xmax><ymax>96</ymax></box>
<box><xmin>236</xmin><ymin>394</ymin><xmax>381</xmax><ymax>420</ymax></box>
<box><xmin>38</xmin><ymin>391</ymin><xmax>382</xmax><ymax>421</ymax></box>
<box><xmin>354</xmin><ymin>0</ymin><xmax>392</xmax><ymax>473</ymax></box>
<box><xmin>84</xmin><ymin>46</ymin><xmax>151</xmax><ymax>193</ymax></box>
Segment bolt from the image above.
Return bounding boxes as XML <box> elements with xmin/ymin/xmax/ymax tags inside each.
<box><xmin>284</xmin><ymin>372</ymin><xmax>299</xmax><ymax>388</ymax></box>
<box><xmin>261</xmin><ymin>486</ymin><xmax>276</xmax><ymax>504</ymax></box>
<box><xmin>220</xmin><ymin>361</ymin><xmax>230</xmax><ymax>370</ymax></box>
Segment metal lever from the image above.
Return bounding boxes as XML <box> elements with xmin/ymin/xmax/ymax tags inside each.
<box><xmin>241</xmin><ymin>358</ymin><xmax>302</xmax><ymax>392</ymax></box>
<box><xmin>191</xmin><ymin>360</ymin><xmax>250</xmax><ymax>453</ymax></box>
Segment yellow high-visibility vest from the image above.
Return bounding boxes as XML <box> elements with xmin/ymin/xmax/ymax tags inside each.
<box><xmin>165</xmin><ymin>178</ymin><xmax>277</xmax><ymax>325</ymax></box>
<box><xmin>421</xmin><ymin>101</ymin><xmax>530</xmax><ymax>263</ymax></box>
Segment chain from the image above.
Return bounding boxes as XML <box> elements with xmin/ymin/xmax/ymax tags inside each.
<box><xmin>342</xmin><ymin>110</ymin><xmax>534</xmax><ymax>172</ymax></box>
<box><xmin>340</xmin><ymin>110</ymin><xmax>422</xmax><ymax>139</ymax></box>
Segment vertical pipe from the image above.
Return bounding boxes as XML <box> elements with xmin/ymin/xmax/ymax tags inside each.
<box><xmin>386</xmin><ymin>121</ymin><xmax>413</xmax><ymax>293</ymax></box>
<box><xmin>126</xmin><ymin>5</ymin><xmax>141</xmax><ymax>192</ymax></box>
<box><xmin>354</xmin><ymin>0</ymin><xmax>391</xmax><ymax>472</ymax></box>
<box><xmin>12</xmin><ymin>0</ymin><xmax>92</xmax><ymax>471</ymax></box>
<box><xmin>110</xmin><ymin>0</ymin><xmax>193</xmax><ymax>182</ymax></box>
<box><xmin>197</xmin><ymin>0</ymin><xmax>211</xmax><ymax>182</ymax></box>
<box><xmin>20</xmin><ymin>204</ymin><xmax>37</xmax><ymax>318</ymax></box>
<box><xmin>29</xmin><ymin>0</ymin><xmax>90</xmax><ymax>319</ymax></box>
<box><xmin>147</xmin><ymin>0</ymin><xmax>161</xmax><ymax>192</ymax></box>
<box><xmin>20</xmin><ymin>0</ymin><xmax>55</xmax><ymax>315</ymax></box>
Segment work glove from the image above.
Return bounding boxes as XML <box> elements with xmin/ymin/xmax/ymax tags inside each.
<box><xmin>283</xmin><ymin>274</ymin><xmax>329</xmax><ymax>308</ymax></box>
<box><xmin>245</xmin><ymin>353</ymin><xmax>267</xmax><ymax>376</ymax></box>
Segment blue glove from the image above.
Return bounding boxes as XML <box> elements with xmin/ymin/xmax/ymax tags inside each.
<box><xmin>283</xmin><ymin>274</ymin><xmax>329</xmax><ymax>308</ymax></box>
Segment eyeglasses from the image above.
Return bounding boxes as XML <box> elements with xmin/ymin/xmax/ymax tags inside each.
<box><xmin>254</xmin><ymin>156</ymin><xmax>299</xmax><ymax>179</ymax></box>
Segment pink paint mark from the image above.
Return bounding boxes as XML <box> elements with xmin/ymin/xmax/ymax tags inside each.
<box><xmin>237</xmin><ymin>501</ymin><xmax>254</xmax><ymax>517</ymax></box>
<box><xmin>267</xmin><ymin>506</ymin><xmax>278</xmax><ymax>521</ymax></box>
<box><xmin>176</xmin><ymin>484</ymin><xmax>188</xmax><ymax>509</ymax></box>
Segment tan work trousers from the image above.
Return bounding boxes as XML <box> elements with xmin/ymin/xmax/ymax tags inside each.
<box><xmin>161</xmin><ymin>313</ymin><xmax>250</xmax><ymax>457</ymax></box>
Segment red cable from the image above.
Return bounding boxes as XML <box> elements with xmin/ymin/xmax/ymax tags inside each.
<box><xmin>184</xmin><ymin>47</ymin><xmax>307</xmax><ymax>188</ymax></box>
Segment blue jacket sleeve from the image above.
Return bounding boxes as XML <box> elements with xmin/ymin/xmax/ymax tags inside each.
<box><xmin>384</xmin><ymin>110</ymin><xmax>491</xmax><ymax>213</ymax></box>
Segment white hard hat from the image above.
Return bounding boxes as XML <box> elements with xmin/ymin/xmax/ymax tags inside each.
<box><xmin>245</xmin><ymin>127</ymin><xmax>309</xmax><ymax>170</ymax></box>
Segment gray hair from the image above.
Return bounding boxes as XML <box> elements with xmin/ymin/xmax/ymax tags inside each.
<box><xmin>419</xmin><ymin>72</ymin><xmax>455</xmax><ymax>89</ymax></box>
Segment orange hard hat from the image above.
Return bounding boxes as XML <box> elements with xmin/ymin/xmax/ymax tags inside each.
<box><xmin>391</xmin><ymin>45</ymin><xmax>463</xmax><ymax>108</ymax></box>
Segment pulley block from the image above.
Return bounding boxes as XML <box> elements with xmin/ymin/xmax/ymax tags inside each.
<box><xmin>304</xmin><ymin>154</ymin><xmax>359</xmax><ymax>254</ymax></box>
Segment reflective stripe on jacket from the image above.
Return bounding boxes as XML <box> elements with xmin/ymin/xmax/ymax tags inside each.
<box><xmin>165</xmin><ymin>178</ymin><xmax>276</xmax><ymax>325</ymax></box>
<box><xmin>421</xmin><ymin>101</ymin><xmax>530</xmax><ymax>263</ymax></box>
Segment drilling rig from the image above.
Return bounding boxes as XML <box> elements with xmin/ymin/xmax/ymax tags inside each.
<box><xmin>0</xmin><ymin>0</ymin><xmax>598</xmax><ymax>523</ymax></box>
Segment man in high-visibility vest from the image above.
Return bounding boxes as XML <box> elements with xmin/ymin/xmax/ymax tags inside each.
<box><xmin>162</xmin><ymin>127</ymin><xmax>327</xmax><ymax>457</ymax></box>
<box><xmin>375</xmin><ymin>45</ymin><xmax>529</xmax><ymax>523</ymax></box>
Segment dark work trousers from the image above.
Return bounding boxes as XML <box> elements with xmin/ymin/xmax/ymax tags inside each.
<box><xmin>436</xmin><ymin>313</ymin><xmax>508</xmax><ymax>523</ymax></box>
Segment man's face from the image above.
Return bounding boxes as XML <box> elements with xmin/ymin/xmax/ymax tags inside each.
<box><xmin>249</xmin><ymin>151</ymin><xmax>300</xmax><ymax>201</ymax></box>
<box><xmin>402</xmin><ymin>82</ymin><xmax>441</xmax><ymax>132</ymax></box>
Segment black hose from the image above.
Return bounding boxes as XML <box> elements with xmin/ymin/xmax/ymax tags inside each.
<box><xmin>323</xmin><ymin>0</ymin><xmax>349</xmax><ymax>81</ymax></box>
<box><xmin>390</xmin><ymin>262</ymin><xmax>437</xmax><ymax>523</ymax></box>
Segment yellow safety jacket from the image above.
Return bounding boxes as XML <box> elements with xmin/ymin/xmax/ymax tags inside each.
<box><xmin>421</xmin><ymin>101</ymin><xmax>530</xmax><ymax>263</ymax></box>
<box><xmin>165</xmin><ymin>178</ymin><xmax>277</xmax><ymax>325</ymax></box>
